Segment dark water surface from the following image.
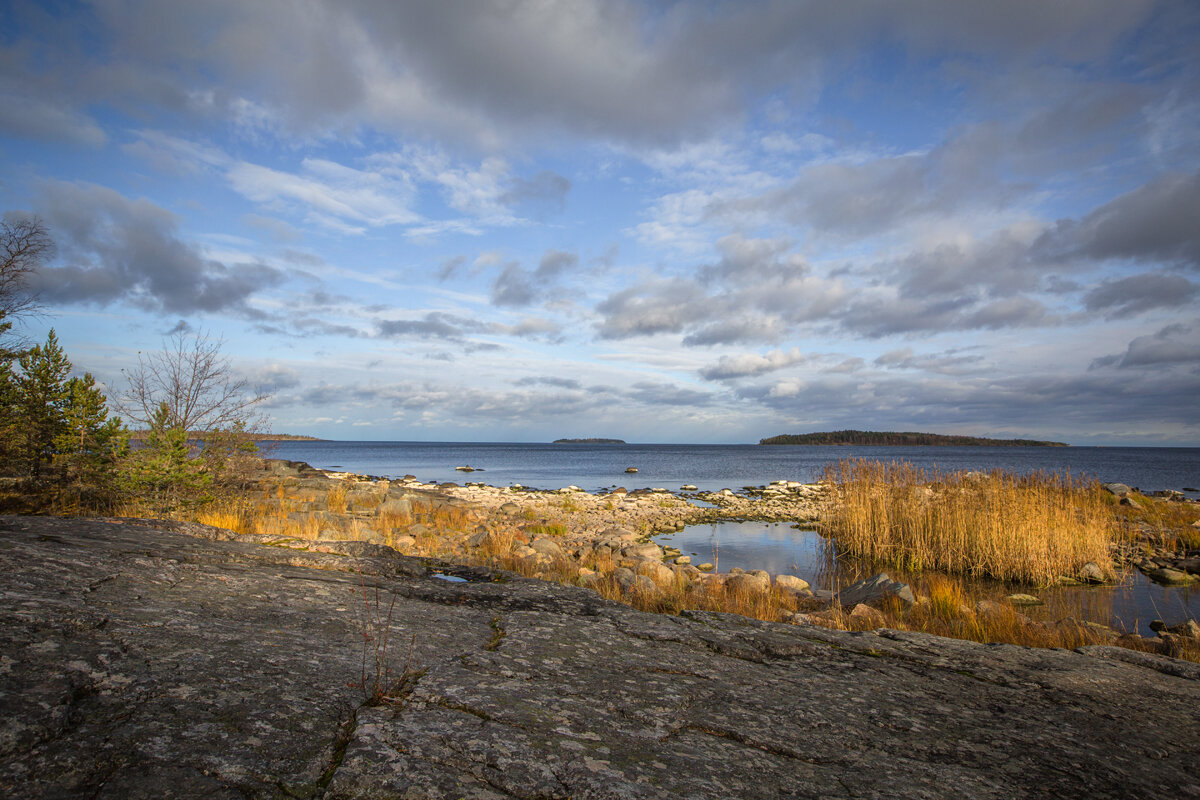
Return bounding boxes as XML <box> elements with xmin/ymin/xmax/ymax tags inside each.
<box><xmin>268</xmin><ymin>441</ymin><xmax>1200</xmax><ymax>495</ymax></box>
<box><xmin>652</xmin><ymin>521</ymin><xmax>1200</xmax><ymax>637</ymax></box>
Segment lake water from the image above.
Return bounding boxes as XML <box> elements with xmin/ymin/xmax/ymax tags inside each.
<box><xmin>267</xmin><ymin>441</ymin><xmax>1200</xmax><ymax>495</ymax></box>
<box><xmin>652</xmin><ymin>521</ymin><xmax>1200</xmax><ymax>637</ymax></box>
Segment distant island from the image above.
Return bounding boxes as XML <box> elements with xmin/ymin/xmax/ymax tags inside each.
<box><xmin>553</xmin><ymin>438</ymin><xmax>626</xmax><ymax>444</ymax></box>
<box><xmin>126</xmin><ymin>432</ymin><xmax>325</xmax><ymax>442</ymax></box>
<box><xmin>759</xmin><ymin>430</ymin><xmax>1069</xmax><ymax>447</ymax></box>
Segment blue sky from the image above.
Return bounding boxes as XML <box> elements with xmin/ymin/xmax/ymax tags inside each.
<box><xmin>2</xmin><ymin>0</ymin><xmax>1198</xmax><ymax>444</ymax></box>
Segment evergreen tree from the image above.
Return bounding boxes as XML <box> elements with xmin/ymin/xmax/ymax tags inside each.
<box><xmin>57</xmin><ymin>373</ymin><xmax>124</xmax><ymax>492</ymax></box>
<box><xmin>115</xmin><ymin>402</ymin><xmax>210</xmax><ymax>515</ymax></box>
<box><xmin>16</xmin><ymin>329</ymin><xmax>71</xmax><ymax>478</ymax></box>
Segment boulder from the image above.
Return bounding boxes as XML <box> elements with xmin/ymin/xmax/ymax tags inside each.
<box><xmin>530</xmin><ymin>537</ymin><xmax>564</xmax><ymax>558</ymax></box>
<box><xmin>622</xmin><ymin>542</ymin><xmax>664</xmax><ymax>561</ymax></box>
<box><xmin>613</xmin><ymin>567</ymin><xmax>636</xmax><ymax>589</ymax></box>
<box><xmin>726</xmin><ymin>571</ymin><xmax>771</xmax><ymax>594</ymax></box>
<box><xmin>1101</xmin><ymin>483</ymin><xmax>1132</xmax><ymax>497</ymax></box>
<box><xmin>848</xmin><ymin>603</ymin><xmax>887</xmax><ymax>628</ymax></box>
<box><xmin>389</xmin><ymin>534</ymin><xmax>416</xmax><ymax>552</ymax></box>
<box><xmin>673</xmin><ymin>555</ymin><xmax>691</xmax><ymax>565</ymax></box>
<box><xmin>1079</xmin><ymin>562</ymin><xmax>1108</xmax><ymax>584</ymax></box>
<box><xmin>775</xmin><ymin>574</ymin><xmax>811</xmax><ymax>593</ymax></box>
<box><xmin>837</xmin><ymin>573</ymin><xmax>915</xmax><ymax>608</ymax></box>
<box><xmin>1148</xmin><ymin>567</ymin><xmax>1194</xmax><ymax>585</ymax></box>
<box><xmin>637</xmin><ymin>560</ymin><xmax>676</xmax><ymax>586</ymax></box>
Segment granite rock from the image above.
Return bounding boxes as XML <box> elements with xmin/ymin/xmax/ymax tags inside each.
<box><xmin>2</xmin><ymin>515</ymin><xmax>1199</xmax><ymax>799</ymax></box>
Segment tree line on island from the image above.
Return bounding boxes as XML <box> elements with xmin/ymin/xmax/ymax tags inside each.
<box><xmin>759</xmin><ymin>430</ymin><xmax>1069</xmax><ymax>447</ymax></box>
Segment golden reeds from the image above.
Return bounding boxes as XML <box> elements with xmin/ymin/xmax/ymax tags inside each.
<box><xmin>820</xmin><ymin>460</ymin><xmax>1116</xmax><ymax>584</ymax></box>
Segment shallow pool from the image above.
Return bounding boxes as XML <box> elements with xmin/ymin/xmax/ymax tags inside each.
<box><xmin>653</xmin><ymin>521</ymin><xmax>1200</xmax><ymax>637</ymax></box>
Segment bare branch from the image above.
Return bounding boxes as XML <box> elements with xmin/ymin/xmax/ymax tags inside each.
<box><xmin>0</xmin><ymin>215</ymin><xmax>51</xmax><ymax>352</ymax></box>
<box><xmin>116</xmin><ymin>329</ymin><xmax>270</xmax><ymax>433</ymax></box>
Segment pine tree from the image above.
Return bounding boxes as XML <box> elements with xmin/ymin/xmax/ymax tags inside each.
<box><xmin>56</xmin><ymin>373</ymin><xmax>123</xmax><ymax>492</ymax></box>
<box><xmin>16</xmin><ymin>329</ymin><xmax>71</xmax><ymax>478</ymax></box>
<box><xmin>116</xmin><ymin>402</ymin><xmax>210</xmax><ymax>515</ymax></box>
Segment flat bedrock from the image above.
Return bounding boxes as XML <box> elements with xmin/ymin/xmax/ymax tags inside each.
<box><xmin>1</xmin><ymin>515</ymin><xmax>1198</xmax><ymax>799</ymax></box>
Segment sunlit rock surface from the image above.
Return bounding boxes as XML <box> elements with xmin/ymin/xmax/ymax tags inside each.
<box><xmin>2</xmin><ymin>515</ymin><xmax>1198</xmax><ymax>799</ymax></box>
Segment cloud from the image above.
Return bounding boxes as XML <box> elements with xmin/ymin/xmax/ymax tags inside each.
<box><xmin>1084</xmin><ymin>273</ymin><xmax>1198</xmax><ymax>318</ymax></box>
<box><xmin>700</xmin><ymin>348</ymin><xmax>807</xmax><ymax>380</ymax></box>
<box><xmin>1037</xmin><ymin>171</ymin><xmax>1200</xmax><ymax>268</ymax></box>
<box><xmin>376</xmin><ymin>312</ymin><xmax>489</xmax><ymax>341</ymax></box>
<box><xmin>226</xmin><ymin>158</ymin><xmax>420</xmax><ymax>233</ymax></box>
<box><xmin>873</xmin><ymin>348</ymin><xmax>985</xmax><ymax>373</ymax></box>
<box><xmin>1090</xmin><ymin>323</ymin><xmax>1200</xmax><ymax>370</ymax></box>
<box><xmin>1</xmin><ymin>0</ymin><xmax>1176</xmax><ymax>151</ymax></box>
<box><xmin>514</xmin><ymin>376</ymin><xmax>582</xmax><ymax>390</ymax></box>
<box><xmin>26</xmin><ymin>181</ymin><xmax>284</xmax><ymax>314</ymax></box>
<box><xmin>595</xmin><ymin>277</ymin><xmax>711</xmax><ymax>339</ymax></box>
<box><xmin>490</xmin><ymin>248</ymin><xmax>577</xmax><ymax>307</ymax></box>
<box><xmin>500</xmin><ymin>171</ymin><xmax>571</xmax><ymax>215</ymax></box>
<box><xmin>626</xmin><ymin>381</ymin><xmax>714</xmax><ymax>407</ymax></box>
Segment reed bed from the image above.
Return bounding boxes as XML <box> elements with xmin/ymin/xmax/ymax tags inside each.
<box><xmin>820</xmin><ymin>460</ymin><xmax>1117</xmax><ymax>584</ymax></box>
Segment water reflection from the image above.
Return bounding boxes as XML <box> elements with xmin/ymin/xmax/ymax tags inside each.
<box><xmin>653</xmin><ymin>521</ymin><xmax>1200</xmax><ymax>637</ymax></box>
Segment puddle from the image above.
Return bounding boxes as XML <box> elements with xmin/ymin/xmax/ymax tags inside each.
<box><xmin>654</xmin><ymin>521</ymin><xmax>1200</xmax><ymax>637</ymax></box>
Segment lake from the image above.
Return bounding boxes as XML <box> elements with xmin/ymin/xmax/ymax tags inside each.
<box><xmin>266</xmin><ymin>441</ymin><xmax>1200</xmax><ymax>496</ymax></box>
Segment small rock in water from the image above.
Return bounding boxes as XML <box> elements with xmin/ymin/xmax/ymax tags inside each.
<box><xmin>696</xmin><ymin>562</ymin><xmax>715</xmax><ymax>572</ymax></box>
<box><xmin>680</xmin><ymin>484</ymin><xmax>698</xmax><ymax>491</ymax></box>
<box><xmin>1079</xmin><ymin>562</ymin><xmax>1107</xmax><ymax>583</ymax></box>
<box><xmin>1007</xmin><ymin>593</ymin><xmax>1043</xmax><ymax>606</ymax></box>
<box><xmin>1149</xmin><ymin>567</ymin><xmax>1193</xmax><ymax>585</ymax></box>
<box><xmin>673</xmin><ymin>555</ymin><xmax>691</xmax><ymax>565</ymax></box>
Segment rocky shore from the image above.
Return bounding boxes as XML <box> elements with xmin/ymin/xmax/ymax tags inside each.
<box><xmin>3</xmin><ymin>513</ymin><xmax>1199</xmax><ymax>799</ymax></box>
<box><xmin>237</xmin><ymin>459</ymin><xmax>1200</xmax><ymax>650</ymax></box>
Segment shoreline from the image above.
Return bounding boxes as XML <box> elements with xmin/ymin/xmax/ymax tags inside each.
<box><xmin>255</xmin><ymin>457</ymin><xmax>1199</xmax><ymax>641</ymax></box>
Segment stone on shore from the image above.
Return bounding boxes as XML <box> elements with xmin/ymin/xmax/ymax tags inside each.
<box><xmin>837</xmin><ymin>572</ymin><xmax>915</xmax><ymax>608</ymax></box>
<box><xmin>775</xmin><ymin>574</ymin><xmax>811</xmax><ymax>593</ymax></box>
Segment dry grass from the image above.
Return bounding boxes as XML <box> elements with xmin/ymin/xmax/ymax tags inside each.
<box><xmin>1111</xmin><ymin>492</ymin><xmax>1200</xmax><ymax>549</ymax></box>
<box><xmin>800</xmin><ymin>572</ymin><xmax>1198</xmax><ymax>662</ymax></box>
<box><xmin>325</xmin><ymin>481</ymin><xmax>349</xmax><ymax>513</ymax></box>
<box><xmin>820</xmin><ymin>460</ymin><xmax>1117</xmax><ymax>584</ymax></box>
<box><xmin>525</xmin><ymin>522</ymin><xmax>567</xmax><ymax>537</ymax></box>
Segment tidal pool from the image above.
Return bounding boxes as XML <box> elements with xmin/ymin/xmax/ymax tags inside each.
<box><xmin>653</xmin><ymin>521</ymin><xmax>1200</xmax><ymax>637</ymax></box>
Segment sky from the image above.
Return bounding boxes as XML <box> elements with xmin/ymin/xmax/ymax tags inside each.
<box><xmin>1</xmin><ymin>0</ymin><xmax>1199</xmax><ymax>445</ymax></box>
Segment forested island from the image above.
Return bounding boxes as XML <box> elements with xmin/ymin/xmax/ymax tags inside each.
<box><xmin>759</xmin><ymin>430</ymin><xmax>1069</xmax><ymax>447</ymax></box>
<box><xmin>126</xmin><ymin>432</ymin><xmax>324</xmax><ymax>442</ymax></box>
<box><xmin>553</xmin><ymin>438</ymin><xmax>626</xmax><ymax>444</ymax></box>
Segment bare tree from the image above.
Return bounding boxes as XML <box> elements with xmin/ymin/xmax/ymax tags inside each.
<box><xmin>1</xmin><ymin>215</ymin><xmax>51</xmax><ymax>356</ymax></box>
<box><xmin>118</xmin><ymin>328</ymin><xmax>269</xmax><ymax>434</ymax></box>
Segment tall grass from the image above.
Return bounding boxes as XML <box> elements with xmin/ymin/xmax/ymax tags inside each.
<box><xmin>820</xmin><ymin>460</ymin><xmax>1116</xmax><ymax>584</ymax></box>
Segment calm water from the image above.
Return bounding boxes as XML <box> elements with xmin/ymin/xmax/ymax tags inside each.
<box><xmin>267</xmin><ymin>441</ymin><xmax>1200</xmax><ymax>495</ymax></box>
<box><xmin>653</xmin><ymin>521</ymin><xmax>1200</xmax><ymax>637</ymax></box>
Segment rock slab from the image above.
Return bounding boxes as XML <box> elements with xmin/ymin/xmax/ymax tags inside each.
<box><xmin>2</xmin><ymin>515</ymin><xmax>1199</xmax><ymax>799</ymax></box>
